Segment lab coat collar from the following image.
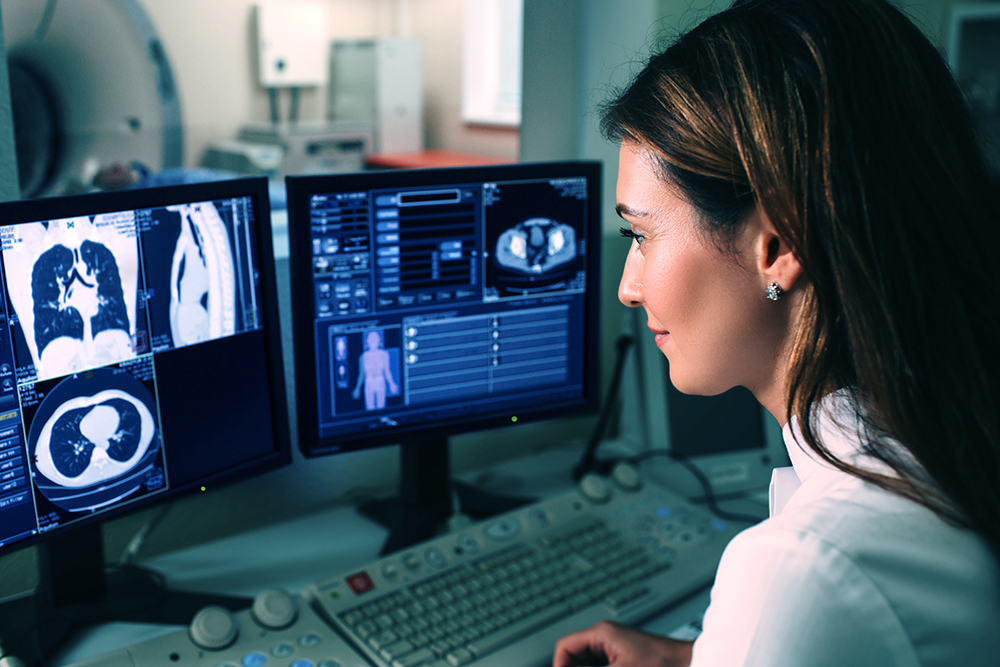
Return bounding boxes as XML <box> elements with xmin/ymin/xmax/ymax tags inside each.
<box><xmin>770</xmin><ymin>390</ymin><xmax>867</xmax><ymax>516</ymax></box>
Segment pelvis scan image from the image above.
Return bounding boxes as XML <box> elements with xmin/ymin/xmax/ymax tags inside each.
<box><xmin>495</xmin><ymin>218</ymin><xmax>577</xmax><ymax>274</ymax></box>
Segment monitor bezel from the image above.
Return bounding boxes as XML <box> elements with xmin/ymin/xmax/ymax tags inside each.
<box><xmin>0</xmin><ymin>177</ymin><xmax>292</xmax><ymax>558</ymax></box>
<box><xmin>287</xmin><ymin>161</ymin><xmax>603</xmax><ymax>458</ymax></box>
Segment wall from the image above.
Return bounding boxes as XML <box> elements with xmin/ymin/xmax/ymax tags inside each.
<box><xmin>0</xmin><ymin>6</ymin><xmax>16</xmax><ymax>201</ymax></box>
<box><xmin>136</xmin><ymin>0</ymin><xmax>518</xmax><ymax>166</ymax></box>
<box><xmin>410</xmin><ymin>0</ymin><xmax>519</xmax><ymax>159</ymax></box>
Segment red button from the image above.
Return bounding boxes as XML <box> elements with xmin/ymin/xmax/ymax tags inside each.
<box><xmin>346</xmin><ymin>571</ymin><xmax>375</xmax><ymax>594</ymax></box>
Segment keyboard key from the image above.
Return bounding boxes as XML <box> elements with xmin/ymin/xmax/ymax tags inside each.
<box><xmin>391</xmin><ymin>647</ymin><xmax>437</xmax><ymax>667</ymax></box>
<box><xmin>466</xmin><ymin>602</ymin><xmax>571</xmax><ymax>658</ymax></box>
<box><xmin>380</xmin><ymin>641</ymin><xmax>415</xmax><ymax>662</ymax></box>
<box><xmin>369</xmin><ymin>630</ymin><xmax>399</xmax><ymax>650</ymax></box>
<box><xmin>444</xmin><ymin>648</ymin><xmax>473</xmax><ymax>666</ymax></box>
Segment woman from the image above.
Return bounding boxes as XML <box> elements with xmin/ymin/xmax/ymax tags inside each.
<box><xmin>554</xmin><ymin>1</ymin><xmax>1000</xmax><ymax>665</ymax></box>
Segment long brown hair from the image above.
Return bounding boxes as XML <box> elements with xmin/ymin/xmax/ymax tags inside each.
<box><xmin>602</xmin><ymin>0</ymin><xmax>1000</xmax><ymax>557</ymax></box>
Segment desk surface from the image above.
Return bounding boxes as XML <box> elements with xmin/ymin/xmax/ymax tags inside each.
<box><xmin>52</xmin><ymin>445</ymin><xmax>766</xmax><ymax>666</ymax></box>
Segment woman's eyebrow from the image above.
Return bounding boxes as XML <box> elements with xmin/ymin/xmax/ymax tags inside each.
<box><xmin>615</xmin><ymin>203</ymin><xmax>647</xmax><ymax>219</ymax></box>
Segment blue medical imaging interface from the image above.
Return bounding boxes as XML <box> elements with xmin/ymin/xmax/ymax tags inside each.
<box><xmin>0</xmin><ymin>185</ymin><xmax>281</xmax><ymax>551</ymax></box>
<box><xmin>302</xmin><ymin>171</ymin><xmax>594</xmax><ymax>447</ymax></box>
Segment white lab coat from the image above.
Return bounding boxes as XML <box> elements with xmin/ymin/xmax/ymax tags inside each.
<box><xmin>690</xmin><ymin>392</ymin><xmax>1000</xmax><ymax>666</ymax></box>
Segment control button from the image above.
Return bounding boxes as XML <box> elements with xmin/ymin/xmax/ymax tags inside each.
<box><xmin>403</xmin><ymin>553</ymin><xmax>421</xmax><ymax>571</ymax></box>
<box><xmin>457</xmin><ymin>534</ymin><xmax>480</xmax><ymax>553</ymax></box>
<box><xmin>656</xmin><ymin>544</ymin><xmax>678</xmax><ymax>559</ymax></box>
<box><xmin>710</xmin><ymin>518</ymin><xmax>728</xmax><ymax>532</ymax></box>
<box><xmin>241</xmin><ymin>653</ymin><xmax>267</xmax><ymax>667</ymax></box>
<box><xmin>425</xmin><ymin>547</ymin><xmax>447</xmax><ymax>568</ymax></box>
<box><xmin>382</xmin><ymin>562</ymin><xmax>400</xmax><ymax>581</ymax></box>
<box><xmin>290</xmin><ymin>661</ymin><xmax>314</xmax><ymax>667</ymax></box>
<box><xmin>655</xmin><ymin>506</ymin><xmax>673</xmax><ymax>518</ymax></box>
<box><xmin>253</xmin><ymin>589</ymin><xmax>298</xmax><ymax>629</ymax></box>
<box><xmin>346</xmin><ymin>572</ymin><xmax>376</xmax><ymax>594</ymax></box>
<box><xmin>484</xmin><ymin>517</ymin><xmax>521</xmax><ymax>541</ymax></box>
<box><xmin>298</xmin><ymin>634</ymin><xmax>322</xmax><ymax>648</ymax></box>
<box><xmin>578</xmin><ymin>474</ymin><xmax>611</xmax><ymax>503</ymax></box>
<box><xmin>189</xmin><ymin>605</ymin><xmax>239</xmax><ymax>650</ymax></box>
<box><xmin>529</xmin><ymin>508</ymin><xmax>550</xmax><ymax>527</ymax></box>
<box><xmin>611</xmin><ymin>463</ymin><xmax>643</xmax><ymax>491</ymax></box>
<box><xmin>318</xmin><ymin>661</ymin><xmax>342</xmax><ymax>667</ymax></box>
<box><xmin>656</xmin><ymin>520</ymin><xmax>678</xmax><ymax>537</ymax></box>
<box><xmin>271</xmin><ymin>644</ymin><xmax>295</xmax><ymax>658</ymax></box>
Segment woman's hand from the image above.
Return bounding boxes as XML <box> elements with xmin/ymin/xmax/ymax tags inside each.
<box><xmin>553</xmin><ymin>621</ymin><xmax>694</xmax><ymax>667</ymax></box>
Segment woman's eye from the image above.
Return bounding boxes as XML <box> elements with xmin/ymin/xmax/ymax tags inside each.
<box><xmin>619</xmin><ymin>226</ymin><xmax>644</xmax><ymax>246</ymax></box>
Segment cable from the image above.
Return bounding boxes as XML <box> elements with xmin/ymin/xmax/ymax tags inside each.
<box><xmin>35</xmin><ymin>0</ymin><xmax>59</xmax><ymax>40</ymax></box>
<box><xmin>628</xmin><ymin>448</ymin><xmax>766</xmax><ymax>524</ymax></box>
<box><xmin>573</xmin><ymin>333</ymin><xmax>634</xmax><ymax>481</ymax></box>
<box><xmin>569</xmin><ymin>328</ymin><xmax>764</xmax><ymax>524</ymax></box>
<box><xmin>269</xmin><ymin>88</ymin><xmax>281</xmax><ymax>124</ymax></box>
<box><xmin>289</xmin><ymin>87</ymin><xmax>301</xmax><ymax>124</ymax></box>
<box><xmin>120</xmin><ymin>505</ymin><xmax>172</xmax><ymax>565</ymax></box>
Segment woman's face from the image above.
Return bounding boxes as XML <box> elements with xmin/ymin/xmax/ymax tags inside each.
<box><xmin>617</xmin><ymin>142</ymin><xmax>786</xmax><ymax>398</ymax></box>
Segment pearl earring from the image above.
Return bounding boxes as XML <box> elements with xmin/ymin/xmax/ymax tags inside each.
<box><xmin>766</xmin><ymin>282</ymin><xmax>784</xmax><ymax>301</ymax></box>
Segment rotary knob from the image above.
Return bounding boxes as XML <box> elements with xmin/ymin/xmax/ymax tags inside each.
<box><xmin>611</xmin><ymin>462</ymin><xmax>643</xmax><ymax>491</ymax></box>
<box><xmin>189</xmin><ymin>605</ymin><xmax>238</xmax><ymax>650</ymax></box>
<box><xmin>579</xmin><ymin>473</ymin><xmax>611</xmax><ymax>503</ymax></box>
<box><xmin>252</xmin><ymin>589</ymin><xmax>298</xmax><ymax>629</ymax></box>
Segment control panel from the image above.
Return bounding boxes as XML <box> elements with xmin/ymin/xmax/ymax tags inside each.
<box><xmin>65</xmin><ymin>590</ymin><xmax>370</xmax><ymax>667</ymax></box>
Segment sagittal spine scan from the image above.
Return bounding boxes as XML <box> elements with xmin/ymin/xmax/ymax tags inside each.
<box><xmin>495</xmin><ymin>218</ymin><xmax>577</xmax><ymax>274</ymax></box>
<box><xmin>31</xmin><ymin>373</ymin><xmax>160</xmax><ymax>513</ymax></box>
<box><xmin>168</xmin><ymin>202</ymin><xmax>236</xmax><ymax>346</ymax></box>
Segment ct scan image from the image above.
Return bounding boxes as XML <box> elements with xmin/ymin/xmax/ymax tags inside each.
<box><xmin>483</xmin><ymin>180</ymin><xmax>588</xmax><ymax>299</ymax></box>
<box><xmin>23</xmin><ymin>363</ymin><xmax>164</xmax><ymax>520</ymax></box>
<box><xmin>495</xmin><ymin>217</ymin><xmax>578</xmax><ymax>275</ymax></box>
<box><xmin>142</xmin><ymin>202</ymin><xmax>238</xmax><ymax>352</ymax></box>
<box><xmin>2</xmin><ymin>214</ymin><xmax>141</xmax><ymax>383</ymax></box>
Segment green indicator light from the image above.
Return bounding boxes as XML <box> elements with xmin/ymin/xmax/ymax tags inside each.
<box><xmin>201</xmin><ymin>486</ymin><xmax>207</xmax><ymax>492</ymax></box>
<box><xmin>511</xmin><ymin>416</ymin><xmax>518</xmax><ymax>423</ymax></box>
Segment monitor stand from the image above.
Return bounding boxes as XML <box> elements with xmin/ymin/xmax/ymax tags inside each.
<box><xmin>0</xmin><ymin>524</ymin><xmax>251</xmax><ymax>667</ymax></box>
<box><xmin>357</xmin><ymin>436</ymin><xmax>536</xmax><ymax>555</ymax></box>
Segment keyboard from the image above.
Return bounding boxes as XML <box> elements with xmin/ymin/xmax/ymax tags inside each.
<box><xmin>61</xmin><ymin>464</ymin><xmax>745</xmax><ymax>667</ymax></box>
<box><xmin>306</xmin><ymin>463</ymin><xmax>745</xmax><ymax>667</ymax></box>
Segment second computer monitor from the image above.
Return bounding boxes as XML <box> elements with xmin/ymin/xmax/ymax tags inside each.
<box><xmin>287</xmin><ymin>161</ymin><xmax>602</xmax><ymax>458</ymax></box>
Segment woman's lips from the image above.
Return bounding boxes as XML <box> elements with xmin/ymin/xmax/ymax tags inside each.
<box><xmin>648</xmin><ymin>325</ymin><xmax>669</xmax><ymax>346</ymax></box>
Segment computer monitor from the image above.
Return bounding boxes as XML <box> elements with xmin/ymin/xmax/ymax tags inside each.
<box><xmin>617</xmin><ymin>306</ymin><xmax>787</xmax><ymax>500</ymax></box>
<box><xmin>287</xmin><ymin>161</ymin><xmax>602</xmax><ymax>552</ymax></box>
<box><xmin>0</xmin><ymin>178</ymin><xmax>290</xmax><ymax>658</ymax></box>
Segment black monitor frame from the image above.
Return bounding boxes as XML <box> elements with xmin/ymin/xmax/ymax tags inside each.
<box><xmin>0</xmin><ymin>178</ymin><xmax>291</xmax><ymax>661</ymax></box>
<box><xmin>287</xmin><ymin>161</ymin><xmax>602</xmax><ymax>552</ymax></box>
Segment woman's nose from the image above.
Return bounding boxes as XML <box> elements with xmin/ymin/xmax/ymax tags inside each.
<box><xmin>618</xmin><ymin>252</ymin><xmax>643</xmax><ymax>307</ymax></box>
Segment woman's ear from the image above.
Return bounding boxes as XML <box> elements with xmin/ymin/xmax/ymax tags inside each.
<box><xmin>751</xmin><ymin>207</ymin><xmax>804</xmax><ymax>293</ymax></box>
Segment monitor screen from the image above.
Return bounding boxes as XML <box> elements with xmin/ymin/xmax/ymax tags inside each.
<box><xmin>0</xmin><ymin>178</ymin><xmax>290</xmax><ymax>556</ymax></box>
<box><xmin>287</xmin><ymin>161</ymin><xmax>602</xmax><ymax>459</ymax></box>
